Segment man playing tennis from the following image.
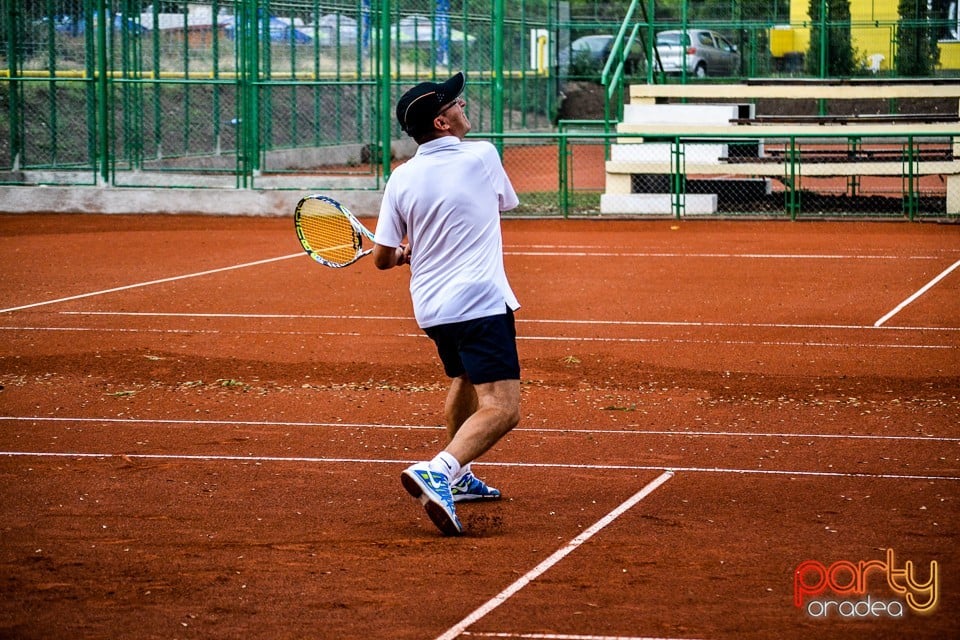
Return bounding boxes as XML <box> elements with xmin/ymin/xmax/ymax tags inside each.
<box><xmin>372</xmin><ymin>71</ymin><xmax>521</xmax><ymax>536</ymax></box>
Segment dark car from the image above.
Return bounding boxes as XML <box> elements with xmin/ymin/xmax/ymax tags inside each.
<box><xmin>559</xmin><ymin>35</ymin><xmax>644</xmax><ymax>78</ymax></box>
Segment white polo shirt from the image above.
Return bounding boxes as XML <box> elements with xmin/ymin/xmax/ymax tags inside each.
<box><xmin>375</xmin><ymin>136</ymin><xmax>520</xmax><ymax>329</ymax></box>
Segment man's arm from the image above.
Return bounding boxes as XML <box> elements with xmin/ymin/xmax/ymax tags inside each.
<box><xmin>373</xmin><ymin>243</ymin><xmax>410</xmax><ymax>270</ymax></box>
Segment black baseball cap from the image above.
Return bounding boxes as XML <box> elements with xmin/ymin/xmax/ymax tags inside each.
<box><xmin>396</xmin><ymin>72</ymin><xmax>465</xmax><ymax>135</ymax></box>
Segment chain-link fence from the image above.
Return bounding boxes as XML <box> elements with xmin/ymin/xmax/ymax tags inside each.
<box><xmin>483</xmin><ymin>126</ymin><xmax>958</xmax><ymax>220</ymax></box>
<box><xmin>600</xmin><ymin>130</ymin><xmax>957</xmax><ymax>219</ymax></box>
<box><xmin>2</xmin><ymin>1</ymin><xmax>959</xmax><ymax>219</ymax></box>
<box><xmin>1</xmin><ymin>0</ymin><xmax>556</xmax><ymax>190</ymax></box>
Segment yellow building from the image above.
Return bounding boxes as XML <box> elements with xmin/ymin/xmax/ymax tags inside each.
<box><xmin>769</xmin><ymin>0</ymin><xmax>960</xmax><ymax>71</ymax></box>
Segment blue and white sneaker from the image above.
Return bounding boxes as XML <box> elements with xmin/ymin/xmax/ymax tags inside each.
<box><xmin>400</xmin><ymin>463</ymin><xmax>463</xmax><ymax>536</ymax></box>
<box><xmin>451</xmin><ymin>470</ymin><xmax>501</xmax><ymax>502</ymax></box>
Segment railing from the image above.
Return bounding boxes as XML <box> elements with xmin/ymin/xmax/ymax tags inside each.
<box><xmin>1</xmin><ymin>0</ymin><xmax>555</xmax><ymax>188</ymax></box>
<box><xmin>599</xmin><ymin>0</ymin><xmax>643</xmax><ymax>129</ymax></box>
<box><xmin>481</xmin><ymin>128</ymin><xmax>960</xmax><ymax>221</ymax></box>
<box><xmin>4</xmin><ymin>0</ymin><xmax>960</xmax><ymax>221</ymax></box>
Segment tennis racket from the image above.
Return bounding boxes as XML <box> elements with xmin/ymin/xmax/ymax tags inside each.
<box><xmin>294</xmin><ymin>194</ymin><xmax>376</xmax><ymax>268</ymax></box>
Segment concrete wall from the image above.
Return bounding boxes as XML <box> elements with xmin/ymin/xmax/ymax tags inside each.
<box><xmin>0</xmin><ymin>185</ymin><xmax>385</xmax><ymax>218</ymax></box>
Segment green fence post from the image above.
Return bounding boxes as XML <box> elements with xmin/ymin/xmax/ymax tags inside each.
<box><xmin>45</xmin><ymin>0</ymin><xmax>58</xmax><ymax>167</ymax></box>
<box><xmin>645</xmin><ymin>0</ymin><xmax>656</xmax><ymax>84</ymax></box>
<box><xmin>212</xmin><ymin>0</ymin><xmax>221</xmax><ymax>157</ymax></box>
<box><xmin>84</xmin><ymin>0</ymin><xmax>96</xmax><ymax>178</ymax></box>
<box><xmin>5</xmin><ymin>0</ymin><xmax>23</xmax><ymax>171</ymax></box>
<box><xmin>96</xmin><ymin>0</ymin><xmax>109</xmax><ymax>184</ymax></box>
<box><xmin>671</xmin><ymin>138</ymin><xmax>685</xmax><ymax>219</ymax></box>
<box><xmin>380</xmin><ymin>0</ymin><xmax>392</xmax><ymax>182</ymax></box>
<box><xmin>150</xmin><ymin>1</ymin><xmax>161</xmax><ymax>164</ymax></box>
<box><xmin>817</xmin><ymin>0</ymin><xmax>827</xmax><ymax>115</ymax></box>
<box><xmin>786</xmin><ymin>137</ymin><xmax>799</xmax><ymax>220</ymax></box>
<box><xmin>903</xmin><ymin>136</ymin><xmax>918</xmax><ymax>220</ymax></box>
<box><xmin>847</xmin><ymin>136</ymin><xmax>860</xmax><ymax>196</ymax></box>
<box><xmin>182</xmin><ymin>5</ymin><xmax>192</xmax><ymax>156</ymax></box>
<box><xmin>238</xmin><ymin>0</ymin><xmax>249</xmax><ymax>186</ymax></box>
<box><xmin>120</xmin><ymin>0</ymin><xmax>143</xmax><ymax>172</ymax></box>
<box><xmin>558</xmin><ymin>130</ymin><xmax>569</xmax><ymax>217</ymax></box>
<box><xmin>238</xmin><ymin>0</ymin><xmax>260</xmax><ymax>187</ymax></box>
<box><xmin>680</xmin><ymin>0</ymin><xmax>688</xmax><ymax>84</ymax></box>
<box><xmin>492</xmin><ymin>0</ymin><xmax>504</xmax><ymax>155</ymax></box>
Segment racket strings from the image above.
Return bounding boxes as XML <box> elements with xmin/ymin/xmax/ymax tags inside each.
<box><xmin>297</xmin><ymin>200</ymin><xmax>362</xmax><ymax>267</ymax></box>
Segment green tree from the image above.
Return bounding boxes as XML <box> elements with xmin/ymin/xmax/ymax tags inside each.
<box><xmin>806</xmin><ymin>0</ymin><xmax>857</xmax><ymax>76</ymax></box>
<box><xmin>896</xmin><ymin>0</ymin><xmax>941</xmax><ymax>76</ymax></box>
<box><xmin>652</xmin><ymin>0</ymin><xmax>790</xmax><ymax>23</ymax></box>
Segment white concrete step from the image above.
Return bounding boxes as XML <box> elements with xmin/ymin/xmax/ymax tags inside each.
<box><xmin>621</xmin><ymin>103</ymin><xmax>751</xmax><ymax>126</ymax></box>
<box><xmin>600</xmin><ymin>193</ymin><xmax>718</xmax><ymax>215</ymax></box>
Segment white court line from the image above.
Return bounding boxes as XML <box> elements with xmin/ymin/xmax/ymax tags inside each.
<box><xmin>0</xmin><ymin>326</ymin><xmax>954</xmax><ymax>350</ymax></box>
<box><xmin>0</xmin><ymin>452</ymin><xmax>957</xmax><ymax>482</ymax></box>
<box><xmin>463</xmin><ymin>633</ymin><xmax>703</xmax><ymax>640</ymax></box>
<box><xmin>3</xmin><ymin>416</ymin><xmax>958</xmax><ymax>443</ymax></box>
<box><xmin>54</xmin><ymin>311</ymin><xmax>960</xmax><ymax>333</ymax></box>
<box><xmin>505</xmin><ymin>251</ymin><xmax>950</xmax><ymax>260</ymax></box>
<box><xmin>61</xmin><ymin>311</ymin><xmax>414</xmax><ymax>321</ymax></box>
<box><xmin>0</xmin><ymin>326</ymin><xmax>328</xmax><ymax>336</ymax></box>
<box><xmin>521</xmin><ymin>335</ymin><xmax>955</xmax><ymax>350</ymax></box>
<box><xmin>2</xmin><ymin>249</ymin><xmax>952</xmax><ymax>316</ymax></box>
<box><xmin>875</xmin><ymin>258</ymin><xmax>960</xmax><ymax>327</ymax></box>
<box><xmin>1</xmin><ymin>249</ymin><xmax>952</xmax><ymax>316</ymax></box>
<box><xmin>434</xmin><ymin>471</ymin><xmax>675</xmax><ymax>640</ymax></box>
<box><xmin>0</xmin><ymin>253</ymin><xmax>304</xmax><ymax>314</ymax></box>
<box><xmin>526</xmin><ymin>318</ymin><xmax>960</xmax><ymax>332</ymax></box>
<box><xmin>488</xmin><ymin>460</ymin><xmax>960</xmax><ymax>482</ymax></box>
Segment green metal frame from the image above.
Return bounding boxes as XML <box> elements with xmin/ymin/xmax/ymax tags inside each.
<box><xmin>480</xmin><ymin>128</ymin><xmax>957</xmax><ymax>220</ymax></box>
<box><xmin>1</xmin><ymin>0</ymin><xmax>957</xmax><ymax>220</ymax></box>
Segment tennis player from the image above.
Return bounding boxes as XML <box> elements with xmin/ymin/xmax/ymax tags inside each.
<box><xmin>372</xmin><ymin>71</ymin><xmax>521</xmax><ymax>536</ymax></box>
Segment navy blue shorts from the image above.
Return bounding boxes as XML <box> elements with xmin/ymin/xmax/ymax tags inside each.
<box><xmin>424</xmin><ymin>309</ymin><xmax>520</xmax><ymax>384</ymax></box>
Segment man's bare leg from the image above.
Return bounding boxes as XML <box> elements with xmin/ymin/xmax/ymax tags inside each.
<box><xmin>444</xmin><ymin>377</ymin><xmax>520</xmax><ymax>465</ymax></box>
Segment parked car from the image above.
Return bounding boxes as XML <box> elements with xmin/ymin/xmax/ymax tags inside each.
<box><xmin>654</xmin><ymin>29</ymin><xmax>740</xmax><ymax>77</ymax></box>
<box><xmin>559</xmin><ymin>34</ymin><xmax>644</xmax><ymax>78</ymax></box>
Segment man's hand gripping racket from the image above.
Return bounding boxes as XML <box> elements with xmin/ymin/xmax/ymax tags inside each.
<box><xmin>294</xmin><ymin>194</ymin><xmax>407</xmax><ymax>268</ymax></box>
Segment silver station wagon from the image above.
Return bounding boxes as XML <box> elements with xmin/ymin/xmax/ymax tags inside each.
<box><xmin>655</xmin><ymin>29</ymin><xmax>741</xmax><ymax>77</ymax></box>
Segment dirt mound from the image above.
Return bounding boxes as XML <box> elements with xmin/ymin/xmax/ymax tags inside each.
<box><xmin>557</xmin><ymin>81</ymin><xmax>606</xmax><ymax>120</ymax></box>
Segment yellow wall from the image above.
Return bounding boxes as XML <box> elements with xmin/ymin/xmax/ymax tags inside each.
<box><xmin>942</xmin><ymin>41</ymin><xmax>960</xmax><ymax>67</ymax></box>
<box><xmin>776</xmin><ymin>0</ymin><xmax>944</xmax><ymax>71</ymax></box>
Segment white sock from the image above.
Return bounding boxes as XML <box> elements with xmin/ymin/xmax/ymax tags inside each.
<box><xmin>428</xmin><ymin>451</ymin><xmax>461</xmax><ymax>481</ymax></box>
<box><xmin>451</xmin><ymin>463</ymin><xmax>471</xmax><ymax>482</ymax></box>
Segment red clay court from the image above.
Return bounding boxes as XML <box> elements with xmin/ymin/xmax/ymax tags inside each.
<box><xmin>0</xmin><ymin>215</ymin><xmax>958</xmax><ymax>639</ymax></box>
